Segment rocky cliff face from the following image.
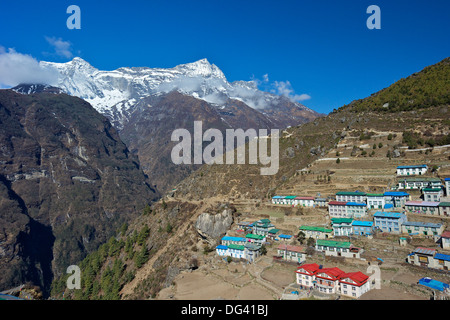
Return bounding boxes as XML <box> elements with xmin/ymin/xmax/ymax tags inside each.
<box><xmin>0</xmin><ymin>88</ymin><xmax>159</xmax><ymax>295</ymax></box>
<box><xmin>195</xmin><ymin>207</ymin><xmax>235</xmax><ymax>246</ymax></box>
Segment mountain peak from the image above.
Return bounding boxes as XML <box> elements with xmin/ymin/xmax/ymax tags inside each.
<box><xmin>174</xmin><ymin>58</ymin><xmax>225</xmax><ymax>79</ymax></box>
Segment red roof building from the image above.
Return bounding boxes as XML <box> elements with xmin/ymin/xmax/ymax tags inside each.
<box><xmin>339</xmin><ymin>272</ymin><xmax>369</xmax><ymax>287</ymax></box>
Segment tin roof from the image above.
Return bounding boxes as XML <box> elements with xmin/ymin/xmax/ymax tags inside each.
<box><xmin>384</xmin><ymin>191</ymin><xmax>410</xmax><ymax>197</ymax></box>
<box><xmin>278</xmin><ymin>244</ymin><xmax>304</xmax><ymax>253</ymax></box>
<box><xmin>346</xmin><ymin>202</ymin><xmax>366</xmax><ymax>206</ymax></box>
<box><xmin>336</xmin><ymin>191</ymin><xmax>366</xmax><ymax>196</ymax></box>
<box><xmin>328</xmin><ymin>201</ymin><xmax>347</xmax><ymax>206</ymax></box>
<box><xmin>405</xmin><ymin>201</ymin><xmax>440</xmax><ymax>207</ymax></box>
<box><xmin>339</xmin><ymin>272</ymin><xmax>369</xmax><ymax>285</ymax></box>
<box><xmin>402</xmin><ymin>221</ymin><xmax>442</xmax><ymax>228</ymax></box>
<box><xmin>374</xmin><ymin>211</ymin><xmax>405</xmax><ymax>218</ymax></box>
<box><xmin>352</xmin><ymin>220</ymin><xmax>373</xmax><ymax>227</ymax></box>
<box><xmin>299</xmin><ymin>225</ymin><xmax>333</xmax><ymax>233</ymax></box>
<box><xmin>434</xmin><ymin>253</ymin><xmax>450</xmax><ymax>262</ymax></box>
<box><xmin>413</xmin><ymin>247</ymin><xmax>436</xmax><ymax>256</ymax></box>
<box><xmin>296</xmin><ymin>263</ymin><xmax>320</xmax><ymax>275</ymax></box>
<box><xmin>397</xmin><ymin>165</ymin><xmax>427</xmax><ymax>169</ymax></box>
<box><xmin>316</xmin><ymin>239</ymin><xmax>352</xmax><ymax>248</ymax></box>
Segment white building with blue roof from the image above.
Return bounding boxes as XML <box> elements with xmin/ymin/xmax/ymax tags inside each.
<box><xmin>351</xmin><ymin>221</ymin><xmax>374</xmax><ymax>236</ymax></box>
<box><xmin>373</xmin><ymin>211</ymin><xmax>407</xmax><ymax>234</ymax></box>
<box><xmin>383</xmin><ymin>191</ymin><xmax>410</xmax><ymax>208</ymax></box>
<box><xmin>396</xmin><ymin>164</ymin><xmax>428</xmax><ymax>176</ymax></box>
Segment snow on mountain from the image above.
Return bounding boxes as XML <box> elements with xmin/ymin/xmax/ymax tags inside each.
<box><xmin>39</xmin><ymin>57</ymin><xmax>315</xmax><ymax>129</ymax></box>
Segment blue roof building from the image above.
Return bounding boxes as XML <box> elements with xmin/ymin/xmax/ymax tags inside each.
<box><xmin>373</xmin><ymin>211</ymin><xmax>407</xmax><ymax>234</ymax></box>
<box><xmin>351</xmin><ymin>220</ymin><xmax>374</xmax><ymax>236</ymax></box>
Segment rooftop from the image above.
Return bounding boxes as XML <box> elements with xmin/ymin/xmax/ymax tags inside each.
<box><xmin>299</xmin><ymin>225</ymin><xmax>333</xmax><ymax>233</ymax></box>
<box><xmin>374</xmin><ymin>211</ymin><xmax>405</xmax><ymax>218</ymax></box>
<box><xmin>328</xmin><ymin>201</ymin><xmax>347</xmax><ymax>206</ymax></box>
<box><xmin>397</xmin><ymin>165</ymin><xmax>427</xmax><ymax>169</ymax></box>
<box><xmin>402</xmin><ymin>221</ymin><xmax>442</xmax><ymax>228</ymax></box>
<box><xmin>384</xmin><ymin>191</ymin><xmax>410</xmax><ymax>197</ymax></box>
<box><xmin>340</xmin><ymin>271</ymin><xmax>369</xmax><ymax>285</ymax></box>
<box><xmin>278</xmin><ymin>244</ymin><xmax>304</xmax><ymax>253</ymax></box>
<box><xmin>336</xmin><ymin>191</ymin><xmax>366</xmax><ymax>196</ymax></box>
<box><xmin>352</xmin><ymin>220</ymin><xmax>373</xmax><ymax>227</ymax></box>
<box><xmin>405</xmin><ymin>201</ymin><xmax>440</xmax><ymax>207</ymax></box>
<box><xmin>295</xmin><ymin>196</ymin><xmax>315</xmax><ymax>200</ymax></box>
<box><xmin>296</xmin><ymin>263</ymin><xmax>320</xmax><ymax>274</ymax></box>
<box><xmin>316</xmin><ymin>239</ymin><xmax>352</xmax><ymax>248</ymax></box>
<box><xmin>434</xmin><ymin>253</ymin><xmax>450</xmax><ymax>262</ymax></box>
<box><xmin>346</xmin><ymin>202</ymin><xmax>366</xmax><ymax>206</ymax></box>
<box><xmin>413</xmin><ymin>247</ymin><xmax>436</xmax><ymax>256</ymax></box>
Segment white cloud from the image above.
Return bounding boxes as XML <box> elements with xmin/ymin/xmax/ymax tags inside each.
<box><xmin>45</xmin><ymin>36</ymin><xmax>73</xmax><ymax>59</ymax></box>
<box><xmin>0</xmin><ymin>47</ymin><xmax>59</xmax><ymax>87</ymax></box>
<box><xmin>272</xmin><ymin>80</ymin><xmax>311</xmax><ymax>102</ymax></box>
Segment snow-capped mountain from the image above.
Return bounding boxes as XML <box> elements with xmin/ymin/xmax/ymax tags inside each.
<box><xmin>39</xmin><ymin>57</ymin><xmax>318</xmax><ymax>129</ymax></box>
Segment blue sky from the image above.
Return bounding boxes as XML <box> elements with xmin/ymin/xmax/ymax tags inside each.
<box><xmin>0</xmin><ymin>0</ymin><xmax>449</xmax><ymax>114</ymax></box>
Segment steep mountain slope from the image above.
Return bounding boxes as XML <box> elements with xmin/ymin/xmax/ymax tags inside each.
<box><xmin>0</xmin><ymin>87</ymin><xmax>159</xmax><ymax>295</ymax></box>
<box><xmin>341</xmin><ymin>57</ymin><xmax>450</xmax><ymax>112</ymax></box>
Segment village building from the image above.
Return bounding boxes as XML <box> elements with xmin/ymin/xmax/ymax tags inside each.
<box><xmin>267</xmin><ymin>228</ymin><xmax>281</xmax><ymax>240</ymax></box>
<box><xmin>406</xmin><ymin>247</ymin><xmax>450</xmax><ymax>271</ymax></box>
<box><xmin>295</xmin><ymin>263</ymin><xmax>320</xmax><ymax>288</ymax></box>
<box><xmin>339</xmin><ymin>272</ymin><xmax>371</xmax><ymax>299</ymax></box>
<box><xmin>282</xmin><ymin>196</ymin><xmax>296</xmax><ymax>205</ymax></box>
<box><xmin>373</xmin><ymin>211</ymin><xmax>407</xmax><ymax>234</ymax></box>
<box><xmin>252</xmin><ymin>219</ymin><xmax>275</xmax><ymax>236</ymax></box>
<box><xmin>315</xmin><ymin>239</ymin><xmax>362</xmax><ymax>259</ymax></box>
<box><xmin>221</xmin><ymin>236</ymin><xmax>247</xmax><ymax>246</ymax></box>
<box><xmin>335</xmin><ymin>191</ymin><xmax>367</xmax><ymax>203</ymax></box>
<box><xmin>446</xmin><ymin>178</ymin><xmax>450</xmax><ymax>196</ymax></box>
<box><xmin>405</xmin><ymin>201</ymin><xmax>440</xmax><ymax>216</ymax></box>
<box><xmin>216</xmin><ymin>244</ymin><xmax>229</xmax><ymax>257</ymax></box>
<box><xmin>215</xmin><ymin>243</ymin><xmax>262</xmax><ymax>262</ymax></box>
<box><xmin>278</xmin><ymin>234</ymin><xmax>292</xmax><ymax>242</ymax></box>
<box><xmin>397</xmin><ymin>177</ymin><xmax>441</xmax><ymax>190</ymax></box>
<box><xmin>276</xmin><ymin>244</ymin><xmax>306</xmax><ymax>263</ymax></box>
<box><xmin>271</xmin><ymin>196</ymin><xmax>285</xmax><ymax>204</ymax></box>
<box><xmin>439</xmin><ymin>202</ymin><xmax>450</xmax><ymax>216</ymax></box>
<box><xmin>299</xmin><ymin>225</ymin><xmax>333</xmax><ymax>239</ymax></box>
<box><xmin>226</xmin><ymin>244</ymin><xmax>246</xmax><ymax>259</ymax></box>
<box><xmin>422</xmin><ymin>187</ymin><xmax>443</xmax><ymax>202</ymax></box>
<box><xmin>328</xmin><ymin>201</ymin><xmax>347</xmax><ymax>218</ymax></box>
<box><xmin>366</xmin><ymin>193</ymin><xmax>385</xmax><ymax>209</ymax></box>
<box><xmin>401</xmin><ymin>221</ymin><xmax>445</xmax><ymax>237</ymax></box>
<box><xmin>315</xmin><ymin>198</ymin><xmax>327</xmax><ymax>207</ymax></box>
<box><xmin>351</xmin><ymin>220</ymin><xmax>374</xmax><ymax>237</ymax></box>
<box><xmin>295</xmin><ymin>264</ymin><xmax>372</xmax><ymax>299</ymax></box>
<box><xmin>434</xmin><ymin>253</ymin><xmax>450</xmax><ymax>271</ymax></box>
<box><xmin>383</xmin><ymin>191</ymin><xmax>410</xmax><ymax>208</ymax></box>
<box><xmin>245</xmin><ymin>233</ymin><xmax>265</xmax><ymax>244</ymax></box>
<box><xmin>244</xmin><ymin>243</ymin><xmax>262</xmax><ymax>262</ymax></box>
<box><xmin>396</xmin><ymin>164</ymin><xmax>428</xmax><ymax>176</ymax></box>
<box><xmin>440</xmin><ymin>231</ymin><xmax>450</xmax><ymax>250</ymax></box>
<box><xmin>345</xmin><ymin>202</ymin><xmax>368</xmax><ymax>218</ymax></box>
<box><xmin>294</xmin><ymin>196</ymin><xmax>315</xmax><ymax>207</ymax></box>
<box><xmin>331</xmin><ymin>218</ymin><xmax>353</xmax><ymax>237</ymax></box>
<box><xmin>407</xmin><ymin>247</ymin><xmax>436</xmax><ymax>268</ymax></box>
<box><xmin>314</xmin><ymin>267</ymin><xmax>345</xmax><ymax>294</ymax></box>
